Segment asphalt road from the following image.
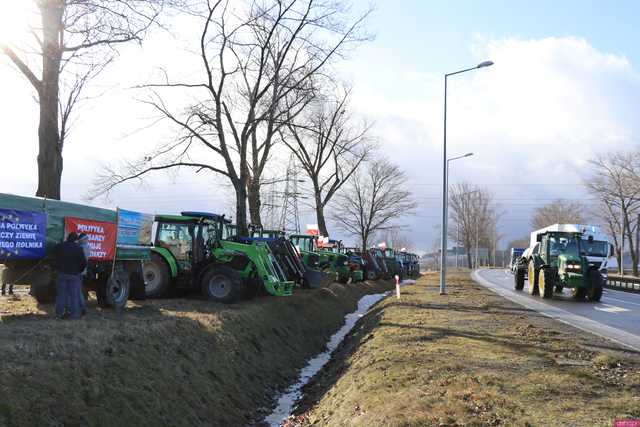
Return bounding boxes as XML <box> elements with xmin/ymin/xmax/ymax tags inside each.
<box><xmin>472</xmin><ymin>268</ymin><xmax>640</xmax><ymax>352</ymax></box>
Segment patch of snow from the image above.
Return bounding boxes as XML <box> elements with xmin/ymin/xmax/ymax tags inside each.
<box><xmin>263</xmin><ymin>292</ymin><xmax>388</xmax><ymax>426</ymax></box>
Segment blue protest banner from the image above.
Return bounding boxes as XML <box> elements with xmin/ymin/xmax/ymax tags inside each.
<box><xmin>0</xmin><ymin>209</ymin><xmax>47</xmax><ymax>260</ymax></box>
<box><xmin>117</xmin><ymin>209</ymin><xmax>154</xmax><ymax>246</ymax></box>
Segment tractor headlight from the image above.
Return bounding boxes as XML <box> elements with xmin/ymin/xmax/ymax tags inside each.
<box><xmin>566</xmin><ymin>263</ymin><xmax>581</xmax><ymax>272</ymax></box>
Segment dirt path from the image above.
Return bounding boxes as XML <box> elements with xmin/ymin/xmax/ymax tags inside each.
<box><xmin>291</xmin><ymin>272</ymin><xmax>640</xmax><ymax>427</ymax></box>
<box><xmin>0</xmin><ymin>280</ymin><xmax>393</xmax><ymax>426</ymax></box>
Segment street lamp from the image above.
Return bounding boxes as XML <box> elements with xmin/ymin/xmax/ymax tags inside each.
<box><xmin>440</xmin><ymin>61</ymin><xmax>493</xmax><ymax>295</ymax></box>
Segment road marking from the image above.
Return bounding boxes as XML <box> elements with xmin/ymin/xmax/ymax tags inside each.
<box><xmin>603</xmin><ymin>296</ymin><xmax>640</xmax><ymax>308</ymax></box>
<box><xmin>472</xmin><ymin>269</ymin><xmax>640</xmax><ymax>352</ymax></box>
<box><xmin>594</xmin><ymin>304</ymin><xmax>630</xmax><ymax>313</ymax></box>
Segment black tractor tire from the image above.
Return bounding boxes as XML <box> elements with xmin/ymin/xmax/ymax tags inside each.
<box><xmin>539</xmin><ymin>268</ymin><xmax>554</xmax><ymax>299</ymax></box>
<box><xmin>586</xmin><ymin>269</ymin><xmax>604</xmax><ymax>302</ymax></box>
<box><xmin>366</xmin><ymin>269</ymin><xmax>377</xmax><ymax>281</ymax></box>
<box><xmin>514</xmin><ymin>268</ymin><xmax>525</xmax><ymax>291</ymax></box>
<box><xmin>29</xmin><ymin>271</ymin><xmax>56</xmax><ymax>304</ymax></box>
<box><xmin>201</xmin><ymin>266</ymin><xmax>244</xmax><ymax>304</ymax></box>
<box><xmin>142</xmin><ymin>253</ymin><xmax>171</xmax><ymax>298</ymax></box>
<box><xmin>527</xmin><ymin>260</ymin><xmax>539</xmax><ymax>296</ymax></box>
<box><xmin>571</xmin><ymin>286</ymin><xmax>587</xmax><ymax>300</ymax></box>
<box><xmin>31</xmin><ymin>284</ymin><xmax>56</xmax><ymax>304</ymax></box>
<box><xmin>97</xmin><ymin>270</ymin><xmax>130</xmax><ymax>309</ymax></box>
<box><xmin>555</xmin><ymin>285</ymin><xmax>564</xmax><ymax>294</ymax></box>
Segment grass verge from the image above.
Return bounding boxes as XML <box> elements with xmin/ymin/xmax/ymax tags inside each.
<box><xmin>0</xmin><ymin>279</ymin><xmax>393</xmax><ymax>426</ymax></box>
<box><xmin>291</xmin><ymin>272</ymin><xmax>640</xmax><ymax>427</ymax></box>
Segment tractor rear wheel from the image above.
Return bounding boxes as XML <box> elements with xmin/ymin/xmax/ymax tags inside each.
<box><xmin>366</xmin><ymin>269</ymin><xmax>377</xmax><ymax>281</ymax></box>
<box><xmin>539</xmin><ymin>268</ymin><xmax>554</xmax><ymax>299</ymax></box>
<box><xmin>586</xmin><ymin>269</ymin><xmax>604</xmax><ymax>302</ymax></box>
<box><xmin>143</xmin><ymin>253</ymin><xmax>171</xmax><ymax>298</ymax></box>
<box><xmin>527</xmin><ymin>260</ymin><xmax>539</xmax><ymax>296</ymax></box>
<box><xmin>554</xmin><ymin>285</ymin><xmax>564</xmax><ymax>294</ymax></box>
<box><xmin>201</xmin><ymin>266</ymin><xmax>244</xmax><ymax>304</ymax></box>
<box><xmin>514</xmin><ymin>268</ymin><xmax>525</xmax><ymax>291</ymax></box>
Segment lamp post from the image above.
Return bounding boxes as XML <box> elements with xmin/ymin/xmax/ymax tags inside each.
<box><xmin>440</xmin><ymin>60</ymin><xmax>493</xmax><ymax>295</ymax></box>
<box><xmin>447</xmin><ymin>153</ymin><xmax>473</xmax><ymax>271</ymax></box>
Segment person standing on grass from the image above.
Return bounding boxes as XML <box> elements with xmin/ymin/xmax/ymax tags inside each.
<box><xmin>77</xmin><ymin>233</ymin><xmax>91</xmax><ymax>315</ymax></box>
<box><xmin>53</xmin><ymin>232</ymin><xmax>87</xmax><ymax>320</ymax></box>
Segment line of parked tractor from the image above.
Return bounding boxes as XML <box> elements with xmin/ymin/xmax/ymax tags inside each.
<box><xmin>0</xmin><ymin>193</ymin><xmax>421</xmax><ymax>309</ymax></box>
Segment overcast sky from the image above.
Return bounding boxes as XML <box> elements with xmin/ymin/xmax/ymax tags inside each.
<box><xmin>1</xmin><ymin>0</ymin><xmax>639</xmax><ymax>252</ymax></box>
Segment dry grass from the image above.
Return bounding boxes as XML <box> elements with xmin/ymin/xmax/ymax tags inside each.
<box><xmin>0</xmin><ymin>280</ymin><xmax>393</xmax><ymax>427</ymax></box>
<box><xmin>292</xmin><ymin>272</ymin><xmax>640</xmax><ymax>427</ymax></box>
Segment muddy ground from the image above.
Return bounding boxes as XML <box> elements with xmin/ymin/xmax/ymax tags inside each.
<box><xmin>0</xmin><ymin>279</ymin><xmax>393</xmax><ymax>427</ymax></box>
<box><xmin>290</xmin><ymin>272</ymin><xmax>640</xmax><ymax>427</ymax></box>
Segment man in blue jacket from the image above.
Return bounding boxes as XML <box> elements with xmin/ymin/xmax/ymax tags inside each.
<box><xmin>53</xmin><ymin>232</ymin><xmax>87</xmax><ymax>319</ymax></box>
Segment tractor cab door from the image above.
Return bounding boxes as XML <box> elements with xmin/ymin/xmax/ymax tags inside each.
<box><xmin>156</xmin><ymin>222</ymin><xmax>194</xmax><ymax>273</ymax></box>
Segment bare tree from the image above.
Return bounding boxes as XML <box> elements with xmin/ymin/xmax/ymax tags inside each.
<box><xmin>507</xmin><ymin>236</ymin><xmax>529</xmax><ymax>249</ymax></box>
<box><xmin>282</xmin><ymin>87</ymin><xmax>373</xmax><ymax>236</ymax></box>
<box><xmin>92</xmin><ymin>0</ymin><xmax>370</xmax><ymax>235</ymax></box>
<box><xmin>585</xmin><ymin>151</ymin><xmax>640</xmax><ymax>275</ymax></box>
<box><xmin>530</xmin><ymin>199</ymin><xmax>587</xmax><ymax>229</ymax></box>
<box><xmin>331</xmin><ymin>158</ymin><xmax>416</xmax><ymax>250</ymax></box>
<box><xmin>1</xmin><ymin>0</ymin><xmax>175</xmax><ymax>199</ymax></box>
<box><xmin>448</xmin><ymin>182</ymin><xmax>500</xmax><ymax>268</ymax></box>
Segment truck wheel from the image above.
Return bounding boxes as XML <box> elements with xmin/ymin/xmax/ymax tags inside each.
<box><xmin>97</xmin><ymin>270</ymin><xmax>130</xmax><ymax>309</ymax></box>
<box><xmin>539</xmin><ymin>269</ymin><xmax>554</xmax><ymax>299</ymax></box>
<box><xmin>587</xmin><ymin>269</ymin><xmax>604</xmax><ymax>302</ymax></box>
<box><xmin>143</xmin><ymin>253</ymin><xmax>171</xmax><ymax>298</ymax></box>
<box><xmin>514</xmin><ymin>268</ymin><xmax>525</xmax><ymax>291</ymax></box>
<box><xmin>366</xmin><ymin>269</ymin><xmax>377</xmax><ymax>281</ymax></box>
<box><xmin>201</xmin><ymin>266</ymin><xmax>244</xmax><ymax>303</ymax></box>
<box><xmin>527</xmin><ymin>260</ymin><xmax>539</xmax><ymax>296</ymax></box>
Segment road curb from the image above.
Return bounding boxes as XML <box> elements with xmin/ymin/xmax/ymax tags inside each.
<box><xmin>471</xmin><ymin>269</ymin><xmax>640</xmax><ymax>352</ymax></box>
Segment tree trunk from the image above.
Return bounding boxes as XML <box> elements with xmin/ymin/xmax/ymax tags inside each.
<box><xmin>234</xmin><ymin>181</ymin><xmax>248</xmax><ymax>237</ymax></box>
<box><xmin>35</xmin><ymin>1</ymin><xmax>64</xmax><ymax>200</ymax></box>
<box><xmin>314</xmin><ymin>187</ymin><xmax>329</xmax><ymax>236</ymax></box>
<box><xmin>247</xmin><ymin>178</ymin><xmax>262</xmax><ymax>228</ymax></box>
<box><xmin>465</xmin><ymin>238</ymin><xmax>473</xmax><ymax>269</ymax></box>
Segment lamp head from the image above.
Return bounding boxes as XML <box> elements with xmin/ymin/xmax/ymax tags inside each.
<box><xmin>477</xmin><ymin>60</ymin><xmax>494</xmax><ymax>68</ymax></box>
<box><xmin>464</xmin><ymin>152</ymin><xmax>474</xmax><ymax>157</ymax></box>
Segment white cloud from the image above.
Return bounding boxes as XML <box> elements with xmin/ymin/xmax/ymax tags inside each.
<box><xmin>347</xmin><ymin>36</ymin><xmax>640</xmax><ymax>247</ymax></box>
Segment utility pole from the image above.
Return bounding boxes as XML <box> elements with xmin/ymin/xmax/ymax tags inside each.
<box><xmin>620</xmin><ymin>208</ymin><xmax>625</xmax><ymax>275</ymax></box>
<box><xmin>279</xmin><ymin>154</ymin><xmax>302</xmax><ymax>234</ymax></box>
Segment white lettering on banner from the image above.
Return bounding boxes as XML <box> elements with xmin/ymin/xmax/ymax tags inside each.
<box><xmin>15</xmin><ymin>232</ymin><xmax>36</xmax><ymax>240</ymax></box>
<box><xmin>0</xmin><ymin>232</ymin><xmax>13</xmax><ymax>239</ymax></box>
<box><xmin>0</xmin><ymin>242</ymin><xmax>15</xmax><ymax>249</ymax></box>
<box><xmin>75</xmin><ymin>224</ymin><xmax>105</xmax><ymax>234</ymax></box>
<box><xmin>15</xmin><ymin>242</ymin><xmax>43</xmax><ymax>249</ymax></box>
<box><xmin>5</xmin><ymin>223</ymin><xmax>38</xmax><ymax>231</ymax></box>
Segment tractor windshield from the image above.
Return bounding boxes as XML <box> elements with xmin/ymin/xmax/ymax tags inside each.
<box><xmin>580</xmin><ymin>239</ymin><xmax>609</xmax><ymax>257</ymax></box>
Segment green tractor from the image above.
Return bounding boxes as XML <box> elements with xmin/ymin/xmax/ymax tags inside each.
<box><xmin>289</xmin><ymin>234</ymin><xmax>351</xmax><ymax>283</ymax></box>
<box><xmin>514</xmin><ymin>228</ymin><xmax>605</xmax><ymax>301</ymax></box>
<box><xmin>143</xmin><ymin>212</ymin><xmax>294</xmax><ymax>303</ymax></box>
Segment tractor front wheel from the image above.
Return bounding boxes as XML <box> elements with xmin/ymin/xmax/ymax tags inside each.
<box><xmin>586</xmin><ymin>269</ymin><xmax>604</xmax><ymax>302</ymax></box>
<box><xmin>527</xmin><ymin>260</ymin><xmax>539</xmax><ymax>296</ymax></box>
<box><xmin>539</xmin><ymin>268</ymin><xmax>554</xmax><ymax>299</ymax></box>
<box><xmin>514</xmin><ymin>268</ymin><xmax>525</xmax><ymax>291</ymax></box>
<box><xmin>201</xmin><ymin>266</ymin><xmax>244</xmax><ymax>304</ymax></box>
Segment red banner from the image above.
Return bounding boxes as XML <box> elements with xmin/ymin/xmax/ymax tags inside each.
<box><xmin>64</xmin><ymin>217</ymin><xmax>116</xmax><ymax>261</ymax></box>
